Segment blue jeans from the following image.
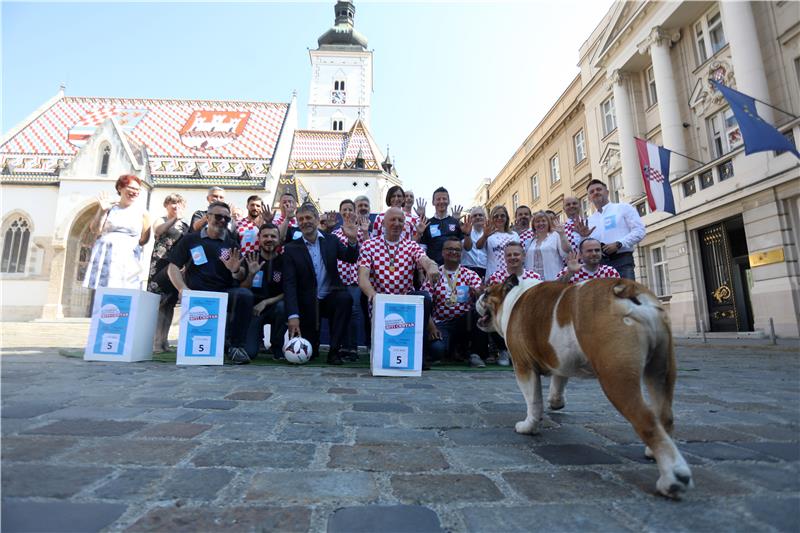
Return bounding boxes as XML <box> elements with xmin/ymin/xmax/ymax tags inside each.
<box><xmin>429</xmin><ymin>315</ymin><xmax>468</xmax><ymax>362</ymax></box>
<box><xmin>604</xmin><ymin>252</ymin><xmax>635</xmax><ymax>280</ymax></box>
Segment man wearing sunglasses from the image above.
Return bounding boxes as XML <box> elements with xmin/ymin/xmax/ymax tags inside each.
<box><xmin>167</xmin><ymin>201</ymin><xmax>254</xmax><ymax>364</ymax></box>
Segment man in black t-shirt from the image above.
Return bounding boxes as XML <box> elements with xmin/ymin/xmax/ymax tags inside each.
<box><xmin>418</xmin><ymin>187</ymin><xmax>468</xmax><ymax>265</ymax></box>
<box><xmin>242</xmin><ymin>223</ymin><xmax>287</xmax><ymax>359</ymax></box>
<box><xmin>167</xmin><ymin>201</ymin><xmax>253</xmax><ymax>364</ymax></box>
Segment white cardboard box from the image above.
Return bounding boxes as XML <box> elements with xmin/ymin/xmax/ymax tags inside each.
<box><xmin>177</xmin><ymin>290</ymin><xmax>228</xmax><ymax>366</ymax></box>
<box><xmin>370</xmin><ymin>293</ymin><xmax>424</xmax><ymax>377</ymax></box>
<box><xmin>84</xmin><ymin>288</ymin><xmax>159</xmax><ymax>362</ymax></box>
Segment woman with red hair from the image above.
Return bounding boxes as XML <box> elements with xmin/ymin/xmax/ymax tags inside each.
<box><xmin>83</xmin><ymin>174</ymin><xmax>152</xmax><ymax>289</ymax></box>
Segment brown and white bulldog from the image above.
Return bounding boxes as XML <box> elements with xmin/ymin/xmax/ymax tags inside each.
<box><xmin>476</xmin><ymin>275</ymin><xmax>693</xmax><ymax>498</ymax></box>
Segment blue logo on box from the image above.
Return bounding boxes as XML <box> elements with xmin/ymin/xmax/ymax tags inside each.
<box><xmin>381</xmin><ymin>303</ymin><xmax>417</xmax><ymax>370</ymax></box>
<box><xmin>184</xmin><ymin>296</ymin><xmax>220</xmax><ymax>357</ymax></box>
<box><xmin>93</xmin><ymin>294</ymin><xmax>132</xmax><ymax>355</ymax></box>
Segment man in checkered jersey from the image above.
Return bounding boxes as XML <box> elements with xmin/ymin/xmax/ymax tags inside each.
<box><xmin>358</xmin><ymin>207</ymin><xmax>440</xmax><ymax>367</ymax></box>
<box><xmin>272</xmin><ymin>192</ymin><xmax>299</xmax><ymax>242</ymax></box>
<box><xmin>486</xmin><ymin>241</ymin><xmax>542</xmax><ymax>285</ymax></box>
<box><xmin>424</xmin><ymin>237</ymin><xmax>487</xmax><ymax>367</ymax></box>
<box><xmin>557</xmin><ymin>238</ymin><xmax>620</xmax><ymax>283</ymax></box>
<box><xmin>562</xmin><ymin>196</ymin><xmax>583</xmax><ymax>252</ymax></box>
<box><xmin>235</xmin><ymin>195</ymin><xmax>269</xmax><ymax>254</ymax></box>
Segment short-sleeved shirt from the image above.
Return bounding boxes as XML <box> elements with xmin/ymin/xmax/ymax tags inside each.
<box><xmin>244</xmin><ymin>254</ymin><xmax>285</xmax><ymax>302</ymax></box>
<box><xmin>358</xmin><ymin>237</ymin><xmax>425</xmax><ymax>295</ymax></box>
<box><xmin>272</xmin><ymin>213</ymin><xmax>298</xmax><ymax>228</ymax></box>
<box><xmin>557</xmin><ymin>264</ymin><xmax>620</xmax><ymax>284</ymax></box>
<box><xmin>420</xmin><ymin>215</ymin><xmax>464</xmax><ymax>265</ymax></box>
<box><xmin>168</xmin><ymin>228</ymin><xmax>239</xmax><ymax>292</ymax></box>
<box><xmin>333</xmin><ymin>227</ymin><xmax>367</xmax><ymax>286</ymax></box>
<box><xmin>371</xmin><ymin>211</ymin><xmax>417</xmax><ymax>241</ymax></box>
<box><xmin>563</xmin><ymin>218</ymin><xmax>581</xmax><ymax>251</ymax></box>
<box><xmin>422</xmin><ymin>266</ymin><xmax>483</xmax><ymax>323</ymax></box>
<box><xmin>518</xmin><ymin>229</ymin><xmax>534</xmax><ymax>252</ymax></box>
<box><xmin>485</xmin><ymin>231</ymin><xmax>520</xmax><ymax>281</ymax></box>
<box><xmin>487</xmin><ymin>268</ymin><xmax>542</xmax><ymax>285</ymax></box>
<box><xmin>236</xmin><ymin>218</ymin><xmax>260</xmax><ymax>254</ymax></box>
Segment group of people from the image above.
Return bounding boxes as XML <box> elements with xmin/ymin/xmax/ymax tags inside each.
<box><xmin>83</xmin><ymin>174</ymin><xmax>646</xmax><ymax>368</ymax></box>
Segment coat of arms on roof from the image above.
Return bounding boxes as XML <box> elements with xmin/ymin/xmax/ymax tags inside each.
<box><xmin>68</xmin><ymin>107</ymin><xmax>148</xmax><ymax>148</ymax></box>
<box><xmin>179</xmin><ymin>110</ymin><xmax>250</xmax><ymax>150</ymax></box>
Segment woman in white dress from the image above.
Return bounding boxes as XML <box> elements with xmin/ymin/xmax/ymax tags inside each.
<box><xmin>525</xmin><ymin>210</ymin><xmax>571</xmax><ymax>280</ymax></box>
<box><xmin>476</xmin><ymin>205</ymin><xmax>519</xmax><ymax>282</ymax></box>
<box><xmin>83</xmin><ymin>174</ymin><xmax>151</xmax><ymax>289</ymax></box>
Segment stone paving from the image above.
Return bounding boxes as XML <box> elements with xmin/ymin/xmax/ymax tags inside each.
<box><xmin>1</xmin><ymin>321</ymin><xmax>799</xmax><ymax>532</ymax></box>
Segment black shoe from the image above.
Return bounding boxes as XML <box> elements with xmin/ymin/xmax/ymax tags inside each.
<box><xmin>341</xmin><ymin>350</ymin><xmax>359</xmax><ymax>363</ymax></box>
<box><xmin>326</xmin><ymin>354</ymin><xmax>344</xmax><ymax>365</ymax></box>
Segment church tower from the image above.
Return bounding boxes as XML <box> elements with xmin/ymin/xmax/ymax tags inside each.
<box><xmin>307</xmin><ymin>1</ymin><xmax>373</xmax><ymax>131</ymax></box>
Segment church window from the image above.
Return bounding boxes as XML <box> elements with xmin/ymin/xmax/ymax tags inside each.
<box><xmin>99</xmin><ymin>144</ymin><xmax>111</xmax><ymax>176</ymax></box>
<box><xmin>1</xmin><ymin>216</ymin><xmax>31</xmax><ymax>274</ymax></box>
<box><xmin>601</xmin><ymin>97</ymin><xmax>616</xmax><ymax>136</ymax></box>
<box><xmin>332</xmin><ymin>119</ymin><xmax>344</xmax><ymax>131</ymax></box>
<box><xmin>334</xmin><ymin>80</ymin><xmax>346</xmax><ymax>91</ymax></box>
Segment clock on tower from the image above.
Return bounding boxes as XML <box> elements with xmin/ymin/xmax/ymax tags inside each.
<box><xmin>331</xmin><ymin>90</ymin><xmax>346</xmax><ymax>104</ymax></box>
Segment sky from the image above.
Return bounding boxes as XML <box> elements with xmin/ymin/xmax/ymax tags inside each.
<box><xmin>2</xmin><ymin>0</ymin><xmax>614</xmax><ymax>208</ymax></box>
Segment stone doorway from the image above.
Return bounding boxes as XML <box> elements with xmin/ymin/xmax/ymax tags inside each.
<box><xmin>60</xmin><ymin>207</ymin><xmax>96</xmax><ymax>317</ymax></box>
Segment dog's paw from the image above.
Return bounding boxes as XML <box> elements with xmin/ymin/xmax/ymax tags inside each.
<box><xmin>644</xmin><ymin>446</ymin><xmax>655</xmax><ymax>459</ymax></box>
<box><xmin>548</xmin><ymin>397</ymin><xmax>565</xmax><ymax>411</ymax></box>
<box><xmin>656</xmin><ymin>464</ymin><xmax>694</xmax><ymax>499</ymax></box>
<box><xmin>514</xmin><ymin>419</ymin><xmax>539</xmax><ymax>434</ymax></box>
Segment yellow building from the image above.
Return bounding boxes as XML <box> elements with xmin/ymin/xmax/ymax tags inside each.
<box><xmin>487</xmin><ymin>1</ymin><xmax>800</xmax><ymax>337</ymax></box>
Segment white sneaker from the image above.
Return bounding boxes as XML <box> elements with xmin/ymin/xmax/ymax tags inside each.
<box><xmin>497</xmin><ymin>350</ymin><xmax>511</xmax><ymax>366</ymax></box>
<box><xmin>469</xmin><ymin>353</ymin><xmax>486</xmax><ymax>368</ymax></box>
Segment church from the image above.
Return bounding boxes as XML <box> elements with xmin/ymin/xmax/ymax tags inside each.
<box><xmin>0</xmin><ymin>0</ymin><xmax>400</xmax><ymax>321</ymax></box>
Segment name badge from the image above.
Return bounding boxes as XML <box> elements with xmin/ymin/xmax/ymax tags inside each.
<box><xmin>604</xmin><ymin>215</ymin><xmax>616</xmax><ymax>230</ymax></box>
<box><xmin>252</xmin><ymin>271</ymin><xmax>264</xmax><ymax>288</ymax></box>
<box><xmin>190</xmin><ymin>245</ymin><xmax>208</xmax><ymax>266</ymax></box>
<box><xmin>430</xmin><ymin>225</ymin><xmax>442</xmax><ymax>238</ymax></box>
<box><xmin>456</xmin><ymin>285</ymin><xmax>469</xmax><ymax>304</ymax></box>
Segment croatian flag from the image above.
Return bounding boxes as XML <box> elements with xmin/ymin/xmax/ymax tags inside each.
<box><xmin>635</xmin><ymin>137</ymin><xmax>675</xmax><ymax>215</ymax></box>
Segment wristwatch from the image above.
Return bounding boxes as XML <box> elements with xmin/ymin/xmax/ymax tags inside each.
<box><xmin>615</xmin><ymin>241</ymin><xmax>622</xmax><ymax>249</ymax></box>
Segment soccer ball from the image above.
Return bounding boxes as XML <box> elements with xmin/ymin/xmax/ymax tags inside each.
<box><xmin>283</xmin><ymin>336</ymin><xmax>313</xmax><ymax>364</ymax></box>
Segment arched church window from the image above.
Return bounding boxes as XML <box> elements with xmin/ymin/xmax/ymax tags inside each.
<box><xmin>99</xmin><ymin>144</ymin><xmax>111</xmax><ymax>176</ymax></box>
<box><xmin>338</xmin><ymin>80</ymin><xmax>345</xmax><ymax>91</ymax></box>
<box><xmin>332</xmin><ymin>120</ymin><xmax>344</xmax><ymax>131</ymax></box>
<box><xmin>1</xmin><ymin>216</ymin><xmax>31</xmax><ymax>273</ymax></box>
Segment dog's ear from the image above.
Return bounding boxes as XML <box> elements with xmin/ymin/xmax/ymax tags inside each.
<box><xmin>503</xmin><ymin>274</ymin><xmax>519</xmax><ymax>293</ymax></box>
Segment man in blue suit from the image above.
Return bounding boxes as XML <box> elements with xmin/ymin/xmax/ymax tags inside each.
<box><xmin>283</xmin><ymin>203</ymin><xmax>359</xmax><ymax>365</ymax></box>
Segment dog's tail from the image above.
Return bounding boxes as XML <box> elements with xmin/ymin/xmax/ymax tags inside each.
<box><xmin>611</xmin><ymin>279</ymin><xmax>671</xmax><ymax>351</ymax></box>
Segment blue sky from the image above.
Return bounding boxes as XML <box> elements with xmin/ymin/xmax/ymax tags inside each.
<box><xmin>2</xmin><ymin>0</ymin><xmax>613</xmax><ymax>207</ymax></box>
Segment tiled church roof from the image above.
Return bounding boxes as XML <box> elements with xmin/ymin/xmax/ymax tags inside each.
<box><xmin>288</xmin><ymin>119</ymin><xmax>383</xmax><ymax>171</ymax></box>
<box><xmin>0</xmin><ymin>96</ymin><xmax>289</xmax><ymax>180</ymax></box>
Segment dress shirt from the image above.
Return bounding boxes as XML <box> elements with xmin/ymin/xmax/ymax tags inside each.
<box><xmin>586</xmin><ymin>202</ymin><xmax>646</xmax><ymax>252</ymax></box>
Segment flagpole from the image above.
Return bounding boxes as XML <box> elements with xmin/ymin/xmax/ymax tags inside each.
<box><xmin>708</xmin><ymin>79</ymin><xmax>799</xmax><ymax>120</ymax></box>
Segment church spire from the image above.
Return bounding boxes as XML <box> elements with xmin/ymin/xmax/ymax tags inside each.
<box><xmin>317</xmin><ymin>1</ymin><xmax>368</xmax><ymax>50</ymax></box>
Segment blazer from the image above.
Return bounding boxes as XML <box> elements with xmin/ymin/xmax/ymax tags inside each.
<box><xmin>283</xmin><ymin>231</ymin><xmax>358</xmax><ymax>319</ymax></box>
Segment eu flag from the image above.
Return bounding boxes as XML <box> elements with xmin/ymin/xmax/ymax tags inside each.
<box><xmin>710</xmin><ymin>80</ymin><xmax>799</xmax><ymax>159</ymax></box>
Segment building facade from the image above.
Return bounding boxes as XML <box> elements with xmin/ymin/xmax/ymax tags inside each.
<box><xmin>0</xmin><ymin>0</ymin><xmax>398</xmax><ymax>321</ymax></box>
<box><xmin>487</xmin><ymin>1</ymin><xmax>800</xmax><ymax>337</ymax></box>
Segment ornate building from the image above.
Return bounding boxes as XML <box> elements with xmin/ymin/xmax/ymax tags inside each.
<box><xmin>0</xmin><ymin>0</ymin><xmax>398</xmax><ymax>320</ymax></box>
<box><xmin>487</xmin><ymin>1</ymin><xmax>800</xmax><ymax>337</ymax></box>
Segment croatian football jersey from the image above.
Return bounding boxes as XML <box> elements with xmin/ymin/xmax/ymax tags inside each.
<box><xmin>358</xmin><ymin>237</ymin><xmax>425</xmax><ymax>295</ymax></box>
<box><xmin>236</xmin><ymin>218</ymin><xmax>260</xmax><ymax>254</ymax></box>
<box><xmin>557</xmin><ymin>264</ymin><xmax>620</xmax><ymax>284</ymax></box>
<box><xmin>371</xmin><ymin>212</ymin><xmax>416</xmax><ymax>241</ymax></box>
<box><xmin>518</xmin><ymin>229</ymin><xmax>534</xmax><ymax>252</ymax></box>
<box><xmin>487</xmin><ymin>268</ymin><xmax>542</xmax><ymax>285</ymax></box>
<box><xmin>422</xmin><ymin>266</ymin><xmax>483</xmax><ymax>323</ymax></box>
<box><xmin>563</xmin><ymin>218</ymin><xmax>581</xmax><ymax>251</ymax></box>
<box><xmin>272</xmin><ymin>213</ymin><xmax>298</xmax><ymax>228</ymax></box>
<box><xmin>333</xmin><ymin>227</ymin><xmax>367</xmax><ymax>286</ymax></box>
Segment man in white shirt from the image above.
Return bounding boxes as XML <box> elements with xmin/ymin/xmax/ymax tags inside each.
<box><xmin>576</xmin><ymin>179</ymin><xmax>645</xmax><ymax>280</ymax></box>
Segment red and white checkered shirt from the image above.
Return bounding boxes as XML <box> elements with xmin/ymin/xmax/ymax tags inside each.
<box><xmin>557</xmin><ymin>264</ymin><xmax>620</xmax><ymax>284</ymax></box>
<box><xmin>518</xmin><ymin>229</ymin><xmax>534</xmax><ymax>252</ymax></box>
<box><xmin>371</xmin><ymin>212</ymin><xmax>417</xmax><ymax>241</ymax></box>
<box><xmin>422</xmin><ymin>266</ymin><xmax>483</xmax><ymax>323</ymax></box>
<box><xmin>358</xmin><ymin>237</ymin><xmax>425</xmax><ymax>295</ymax></box>
<box><xmin>333</xmin><ymin>227</ymin><xmax>367</xmax><ymax>286</ymax></box>
<box><xmin>487</xmin><ymin>268</ymin><xmax>542</xmax><ymax>285</ymax></box>
<box><xmin>563</xmin><ymin>218</ymin><xmax>581</xmax><ymax>251</ymax></box>
<box><xmin>272</xmin><ymin>213</ymin><xmax>298</xmax><ymax>228</ymax></box>
<box><xmin>235</xmin><ymin>218</ymin><xmax>260</xmax><ymax>254</ymax></box>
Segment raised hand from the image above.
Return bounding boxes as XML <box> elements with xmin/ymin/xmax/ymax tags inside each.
<box><xmin>573</xmin><ymin>217</ymin><xmax>595</xmax><ymax>238</ymax></box>
<box><xmin>97</xmin><ymin>191</ymin><xmax>116</xmax><ymax>211</ymax></box>
<box><xmin>356</xmin><ymin>214</ymin><xmax>370</xmax><ymax>234</ymax></box>
<box><xmin>460</xmin><ymin>214</ymin><xmax>473</xmax><ymax>234</ymax></box>
<box><xmin>566</xmin><ymin>250</ymin><xmax>581</xmax><ymax>273</ymax></box>
<box><xmin>222</xmin><ymin>247</ymin><xmax>242</xmax><ymax>273</ymax></box>
<box><xmin>451</xmin><ymin>204</ymin><xmax>463</xmax><ymax>221</ymax></box>
<box><xmin>341</xmin><ymin>212</ymin><xmax>358</xmax><ymax>242</ymax></box>
<box><xmin>416</xmin><ymin>214</ymin><xmax>428</xmax><ymax>236</ymax></box>
<box><xmin>414</xmin><ymin>198</ymin><xmax>427</xmax><ymax>218</ymax></box>
<box><xmin>261</xmin><ymin>203</ymin><xmax>274</xmax><ymax>224</ymax></box>
<box><xmin>245</xmin><ymin>251</ymin><xmax>262</xmax><ymax>276</ymax></box>
<box><xmin>551</xmin><ymin>217</ymin><xmax>565</xmax><ymax>235</ymax></box>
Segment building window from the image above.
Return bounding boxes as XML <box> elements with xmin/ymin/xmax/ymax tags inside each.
<box><xmin>707</xmin><ymin>107</ymin><xmax>741</xmax><ymax>158</ymax></box>
<box><xmin>700</xmin><ymin>169</ymin><xmax>714</xmax><ymax>189</ymax></box>
<box><xmin>573</xmin><ymin>130</ymin><xmax>586</xmax><ymax>164</ymax></box>
<box><xmin>683</xmin><ymin>178</ymin><xmax>697</xmax><ymax>197</ymax></box>
<box><xmin>609</xmin><ymin>172</ymin><xmax>622</xmax><ymax>203</ymax></box>
<box><xmin>601</xmin><ymin>97</ymin><xmax>616</xmax><ymax>136</ymax></box>
<box><xmin>581</xmin><ymin>196</ymin><xmax>590</xmax><ymax>218</ymax></box>
<box><xmin>99</xmin><ymin>145</ymin><xmax>111</xmax><ymax>176</ymax></box>
<box><xmin>332</xmin><ymin>119</ymin><xmax>344</xmax><ymax>131</ymax></box>
<box><xmin>636</xmin><ymin>201</ymin><xmax>648</xmax><ymax>217</ymax></box>
<box><xmin>512</xmin><ymin>192</ymin><xmax>519</xmax><ymax>211</ymax></box>
<box><xmin>649</xmin><ymin>245</ymin><xmax>671</xmax><ymax>297</ymax></box>
<box><xmin>531</xmin><ymin>174</ymin><xmax>540</xmax><ymax>200</ymax></box>
<box><xmin>549</xmin><ymin>155</ymin><xmax>561</xmax><ymax>185</ymax></box>
<box><xmin>694</xmin><ymin>9</ymin><xmax>727</xmax><ymax>65</ymax></box>
<box><xmin>1</xmin><ymin>216</ymin><xmax>31</xmax><ymax>274</ymax></box>
<box><xmin>334</xmin><ymin>80</ymin><xmax>346</xmax><ymax>91</ymax></box>
<box><xmin>645</xmin><ymin>66</ymin><xmax>658</xmax><ymax>107</ymax></box>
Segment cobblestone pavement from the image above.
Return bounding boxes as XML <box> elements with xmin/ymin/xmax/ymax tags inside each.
<box><xmin>1</xmin><ymin>322</ymin><xmax>799</xmax><ymax>532</ymax></box>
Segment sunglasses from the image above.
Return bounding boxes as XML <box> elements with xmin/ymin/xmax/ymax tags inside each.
<box><xmin>211</xmin><ymin>213</ymin><xmax>231</xmax><ymax>223</ymax></box>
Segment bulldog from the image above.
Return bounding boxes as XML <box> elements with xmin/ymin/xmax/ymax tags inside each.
<box><xmin>476</xmin><ymin>275</ymin><xmax>693</xmax><ymax>498</ymax></box>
